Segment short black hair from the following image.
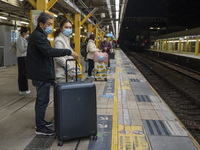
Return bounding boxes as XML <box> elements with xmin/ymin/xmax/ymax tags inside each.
<box><xmin>89</xmin><ymin>34</ymin><xmax>95</xmax><ymax>40</ymax></box>
<box><xmin>37</xmin><ymin>12</ymin><xmax>53</xmax><ymax>26</ymax></box>
<box><xmin>20</xmin><ymin>27</ymin><xmax>29</xmax><ymax>34</ymax></box>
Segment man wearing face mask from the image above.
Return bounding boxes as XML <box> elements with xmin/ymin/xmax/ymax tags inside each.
<box><xmin>26</xmin><ymin>12</ymin><xmax>78</xmax><ymax>136</ymax></box>
<box><xmin>53</xmin><ymin>19</ymin><xmax>81</xmax><ymax>82</ymax></box>
<box><xmin>16</xmin><ymin>27</ymin><xmax>31</xmax><ymax>95</ymax></box>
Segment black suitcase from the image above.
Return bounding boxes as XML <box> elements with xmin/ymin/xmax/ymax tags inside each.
<box><xmin>54</xmin><ymin>59</ymin><xmax>97</xmax><ymax>146</ymax></box>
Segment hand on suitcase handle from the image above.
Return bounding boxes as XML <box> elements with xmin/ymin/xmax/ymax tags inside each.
<box><xmin>71</xmin><ymin>51</ymin><xmax>79</xmax><ymax>59</ymax></box>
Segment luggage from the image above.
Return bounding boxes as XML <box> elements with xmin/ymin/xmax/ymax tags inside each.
<box><xmin>54</xmin><ymin>59</ymin><xmax>97</xmax><ymax>146</ymax></box>
<box><xmin>93</xmin><ymin>52</ymin><xmax>108</xmax><ymax>62</ymax></box>
<box><xmin>94</xmin><ymin>62</ymin><xmax>107</xmax><ymax>81</ymax></box>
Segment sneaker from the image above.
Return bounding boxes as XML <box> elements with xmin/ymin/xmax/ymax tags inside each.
<box><xmin>25</xmin><ymin>90</ymin><xmax>31</xmax><ymax>94</ymax></box>
<box><xmin>19</xmin><ymin>90</ymin><xmax>31</xmax><ymax>95</ymax></box>
<box><xmin>88</xmin><ymin>75</ymin><xmax>94</xmax><ymax>79</ymax></box>
<box><xmin>35</xmin><ymin>127</ymin><xmax>55</xmax><ymax>136</ymax></box>
<box><xmin>35</xmin><ymin>121</ymin><xmax>53</xmax><ymax>128</ymax></box>
<box><xmin>44</xmin><ymin>121</ymin><xmax>53</xmax><ymax>127</ymax></box>
<box><xmin>19</xmin><ymin>91</ymin><xmax>26</xmax><ymax>95</ymax></box>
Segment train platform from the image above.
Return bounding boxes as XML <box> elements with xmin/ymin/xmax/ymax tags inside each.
<box><xmin>0</xmin><ymin>49</ymin><xmax>199</xmax><ymax>150</ymax></box>
<box><xmin>149</xmin><ymin>49</ymin><xmax>200</xmax><ymax>59</ymax></box>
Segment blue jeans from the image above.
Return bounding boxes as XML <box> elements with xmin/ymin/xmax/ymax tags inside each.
<box><xmin>32</xmin><ymin>80</ymin><xmax>52</xmax><ymax>129</ymax></box>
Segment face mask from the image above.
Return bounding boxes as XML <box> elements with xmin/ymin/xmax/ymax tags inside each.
<box><xmin>44</xmin><ymin>27</ymin><xmax>52</xmax><ymax>35</ymax></box>
<box><xmin>24</xmin><ymin>34</ymin><xmax>29</xmax><ymax>39</ymax></box>
<box><xmin>63</xmin><ymin>29</ymin><xmax>72</xmax><ymax>37</ymax></box>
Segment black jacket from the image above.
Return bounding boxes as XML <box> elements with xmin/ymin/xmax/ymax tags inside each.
<box><xmin>26</xmin><ymin>26</ymin><xmax>72</xmax><ymax>81</ymax></box>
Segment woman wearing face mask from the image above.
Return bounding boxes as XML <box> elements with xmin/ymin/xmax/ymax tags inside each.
<box><xmin>16</xmin><ymin>27</ymin><xmax>31</xmax><ymax>95</ymax></box>
<box><xmin>54</xmin><ymin>19</ymin><xmax>80</xmax><ymax>83</ymax></box>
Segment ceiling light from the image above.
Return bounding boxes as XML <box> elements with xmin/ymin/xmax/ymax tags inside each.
<box><xmin>100</xmin><ymin>13</ymin><xmax>105</xmax><ymax>18</ymax></box>
<box><xmin>53</xmin><ymin>14</ymin><xmax>58</xmax><ymax>17</ymax></box>
<box><xmin>20</xmin><ymin>21</ymin><xmax>29</xmax><ymax>25</ymax></box>
<box><xmin>0</xmin><ymin>16</ymin><xmax>7</xmax><ymax>20</ymax></box>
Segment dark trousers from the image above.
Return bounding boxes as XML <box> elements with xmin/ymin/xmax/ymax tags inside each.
<box><xmin>88</xmin><ymin>59</ymin><xmax>94</xmax><ymax>76</ymax></box>
<box><xmin>32</xmin><ymin>80</ymin><xmax>52</xmax><ymax>129</ymax></box>
<box><xmin>17</xmin><ymin>57</ymin><xmax>28</xmax><ymax>91</ymax></box>
<box><xmin>108</xmin><ymin>55</ymin><xmax>110</xmax><ymax>67</ymax></box>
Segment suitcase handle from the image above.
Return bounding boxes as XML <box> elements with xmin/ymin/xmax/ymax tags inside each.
<box><xmin>66</xmin><ymin>59</ymin><xmax>78</xmax><ymax>82</ymax></box>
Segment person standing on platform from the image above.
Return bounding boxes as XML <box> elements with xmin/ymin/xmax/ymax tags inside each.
<box><xmin>100</xmin><ymin>36</ymin><xmax>111</xmax><ymax>68</ymax></box>
<box><xmin>54</xmin><ymin>19</ymin><xmax>80</xmax><ymax>82</ymax></box>
<box><xmin>26</xmin><ymin>12</ymin><xmax>78</xmax><ymax>136</ymax></box>
<box><xmin>16</xmin><ymin>27</ymin><xmax>31</xmax><ymax>95</ymax></box>
<box><xmin>86</xmin><ymin>34</ymin><xmax>101</xmax><ymax>78</ymax></box>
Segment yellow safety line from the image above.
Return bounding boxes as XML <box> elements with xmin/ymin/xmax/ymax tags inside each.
<box><xmin>111</xmin><ymin>51</ymin><xmax>119</xmax><ymax>150</ymax></box>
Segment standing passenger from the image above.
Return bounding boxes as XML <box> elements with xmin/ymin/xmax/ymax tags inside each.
<box><xmin>54</xmin><ymin>19</ymin><xmax>80</xmax><ymax>82</ymax></box>
<box><xmin>16</xmin><ymin>27</ymin><xmax>30</xmax><ymax>95</ymax></box>
<box><xmin>101</xmin><ymin>37</ymin><xmax>111</xmax><ymax>68</ymax></box>
<box><xmin>26</xmin><ymin>12</ymin><xmax>78</xmax><ymax>135</ymax></box>
<box><xmin>86</xmin><ymin>34</ymin><xmax>100</xmax><ymax>78</ymax></box>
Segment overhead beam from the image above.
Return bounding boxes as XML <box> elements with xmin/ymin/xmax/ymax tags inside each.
<box><xmin>28</xmin><ymin>0</ymin><xmax>36</xmax><ymax>9</ymax></box>
<box><xmin>65</xmin><ymin>14</ymin><xmax>74</xmax><ymax>24</ymax></box>
<box><xmin>81</xmin><ymin>13</ymin><xmax>92</xmax><ymax>26</ymax></box>
<box><xmin>92</xmin><ymin>24</ymin><xmax>99</xmax><ymax>32</ymax></box>
<box><xmin>47</xmin><ymin>0</ymin><xmax>58</xmax><ymax>10</ymax></box>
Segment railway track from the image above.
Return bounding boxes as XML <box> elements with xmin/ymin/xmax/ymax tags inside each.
<box><xmin>125</xmin><ymin>51</ymin><xmax>200</xmax><ymax>144</ymax></box>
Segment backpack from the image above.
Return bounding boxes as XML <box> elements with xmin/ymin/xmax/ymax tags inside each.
<box><xmin>81</xmin><ymin>42</ymin><xmax>88</xmax><ymax>58</ymax></box>
<box><xmin>8</xmin><ymin>42</ymin><xmax>17</xmax><ymax>55</ymax></box>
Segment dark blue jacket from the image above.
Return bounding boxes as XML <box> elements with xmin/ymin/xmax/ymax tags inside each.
<box><xmin>26</xmin><ymin>26</ymin><xmax>72</xmax><ymax>81</ymax></box>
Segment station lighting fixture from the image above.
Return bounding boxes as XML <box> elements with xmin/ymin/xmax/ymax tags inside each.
<box><xmin>115</xmin><ymin>0</ymin><xmax>120</xmax><ymax>38</ymax></box>
<box><xmin>150</xmin><ymin>27</ymin><xmax>161</xmax><ymax>30</ymax></box>
<box><xmin>20</xmin><ymin>21</ymin><xmax>29</xmax><ymax>25</ymax></box>
<box><xmin>100</xmin><ymin>13</ymin><xmax>105</xmax><ymax>18</ymax></box>
<box><xmin>106</xmin><ymin>0</ymin><xmax>115</xmax><ymax>36</ymax></box>
<box><xmin>53</xmin><ymin>14</ymin><xmax>58</xmax><ymax>17</ymax></box>
<box><xmin>0</xmin><ymin>16</ymin><xmax>7</xmax><ymax>20</ymax></box>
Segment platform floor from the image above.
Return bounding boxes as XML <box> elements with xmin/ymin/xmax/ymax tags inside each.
<box><xmin>0</xmin><ymin>49</ymin><xmax>199</xmax><ymax>150</ymax></box>
<box><xmin>150</xmin><ymin>49</ymin><xmax>200</xmax><ymax>59</ymax></box>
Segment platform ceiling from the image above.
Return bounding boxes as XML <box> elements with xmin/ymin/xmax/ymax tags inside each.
<box><xmin>0</xmin><ymin>0</ymin><xmax>128</xmax><ymax>37</ymax></box>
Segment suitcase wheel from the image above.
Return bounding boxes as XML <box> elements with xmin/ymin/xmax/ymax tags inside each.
<box><xmin>90</xmin><ymin>135</ymin><xmax>97</xmax><ymax>141</ymax></box>
<box><xmin>58</xmin><ymin>141</ymin><xmax>63</xmax><ymax>146</ymax></box>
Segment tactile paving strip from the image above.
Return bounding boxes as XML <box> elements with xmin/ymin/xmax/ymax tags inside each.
<box><xmin>129</xmin><ymin>78</ymin><xmax>140</xmax><ymax>82</ymax></box>
<box><xmin>143</xmin><ymin>120</ymin><xmax>171</xmax><ymax>136</ymax></box>
<box><xmin>135</xmin><ymin>95</ymin><xmax>151</xmax><ymax>102</ymax></box>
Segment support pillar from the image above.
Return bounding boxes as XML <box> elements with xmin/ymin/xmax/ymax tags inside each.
<box><xmin>178</xmin><ymin>40</ymin><xmax>181</xmax><ymax>53</ymax></box>
<box><xmin>195</xmin><ymin>38</ymin><xmax>199</xmax><ymax>55</ymax></box>
<box><xmin>95</xmin><ymin>28</ymin><xmax>99</xmax><ymax>47</ymax></box>
<box><xmin>74</xmin><ymin>14</ymin><xmax>81</xmax><ymax>61</ymax></box>
<box><xmin>165</xmin><ymin>40</ymin><xmax>168</xmax><ymax>51</ymax></box>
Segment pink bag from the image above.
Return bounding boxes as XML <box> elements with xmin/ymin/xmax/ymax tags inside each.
<box><xmin>93</xmin><ymin>52</ymin><xmax>108</xmax><ymax>62</ymax></box>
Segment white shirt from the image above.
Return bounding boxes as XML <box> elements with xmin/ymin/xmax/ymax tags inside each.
<box><xmin>16</xmin><ymin>35</ymin><xmax>28</xmax><ymax>57</ymax></box>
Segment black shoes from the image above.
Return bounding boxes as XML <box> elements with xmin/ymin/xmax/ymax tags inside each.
<box><xmin>35</xmin><ymin>127</ymin><xmax>55</xmax><ymax>136</ymax></box>
<box><xmin>35</xmin><ymin>121</ymin><xmax>54</xmax><ymax>135</ymax></box>
<box><xmin>44</xmin><ymin>121</ymin><xmax>53</xmax><ymax>127</ymax></box>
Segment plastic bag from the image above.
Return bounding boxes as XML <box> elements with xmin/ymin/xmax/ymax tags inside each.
<box><xmin>8</xmin><ymin>42</ymin><xmax>17</xmax><ymax>55</ymax></box>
